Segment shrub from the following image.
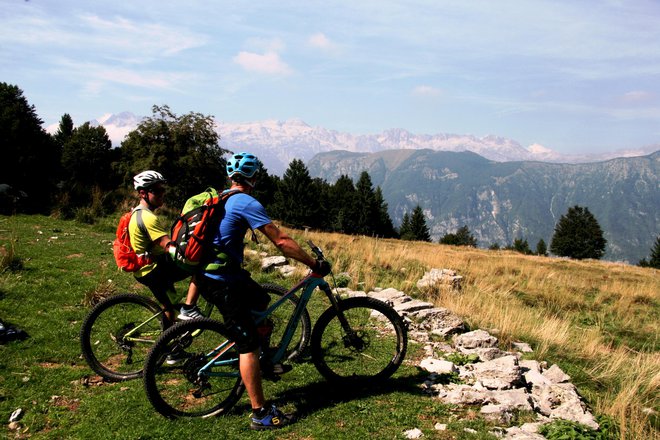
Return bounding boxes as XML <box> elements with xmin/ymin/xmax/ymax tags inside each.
<box><xmin>0</xmin><ymin>239</ymin><xmax>22</xmax><ymax>272</ymax></box>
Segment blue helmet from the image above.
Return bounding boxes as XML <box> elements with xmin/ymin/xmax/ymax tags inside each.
<box><xmin>226</xmin><ymin>152</ymin><xmax>261</xmax><ymax>179</ymax></box>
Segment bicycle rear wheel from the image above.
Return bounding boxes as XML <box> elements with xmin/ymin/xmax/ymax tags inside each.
<box><xmin>143</xmin><ymin>318</ymin><xmax>244</xmax><ymax>418</ymax></box>
<box><xmin>80</xmin><ymin>293</ymin><xmax>166</xmax><ymax>382</ymax></box>
<box><xmin>311</xmin><ymin>296</ymin><xmax>407</xmax><ymax>383</ymax></box>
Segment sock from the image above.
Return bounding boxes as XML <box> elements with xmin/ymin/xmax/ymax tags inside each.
<box><xmin>252</xmin><ymin>407</ymin><xmax>268</xmax><ymax>418</ymax></box>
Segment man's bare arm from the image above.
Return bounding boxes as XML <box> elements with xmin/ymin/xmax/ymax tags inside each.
<box><xmin>258</xmin><ymin>223</ymin><xmax>316</xmax><ymax>268</ymax></box>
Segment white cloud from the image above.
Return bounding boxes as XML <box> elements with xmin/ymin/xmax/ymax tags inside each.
<box><xmin>56</xmin><ymin>59</ymin><xmax>190</xmax><ymax>91</ymax></box>
<box><xmin>307</xmin><ymin>32</ymin><xmax>339</xmax><ymax>53</ymax></box>
<box><xmin>412</xmin><ymin>85</ymin><xmax>442</xmax><ymax>97</ymax></box>
<box><xmin>620</xmin><ymin>90</ymin><xmax>654</xmax><ymax>104</ymax></box>
<box><xmin>79</xmin><ymin>14</ymin><xmax>207</xmax><ymax>59</ymax></box>
<box><xmin>233</xmin><ymin>51</ymin><xmax>293</xmax><ymax>76</ymax></box>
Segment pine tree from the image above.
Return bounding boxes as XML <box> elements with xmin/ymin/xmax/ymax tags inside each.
<box><xmin>407</xmin><ymin>205</ymin><xmax>431</xmax><ymax>242</ymax></box>
<box><xmin>373</xmin><ymin>187</ymin><xmax>396</xmax><ymax>238</ymax></box>
<box><xmin>53</xmin><ymin>113</ymin><xmax>74</xmax><ymax>148</ymax></box>
<box><xmin>536</xmin><ymin>239</ymin><xmax>548</xmax><ymax>256</ymax></box>
<box><xmin>275</xmin><ymin>159</ymin><xmax>319</xmax><ymax>228</ymax></box>
<box><xmin>354</xmin><ymin>171</ymin><xmax>378</xmax><ymax>235</ymax></box>
<box><xmin>328</xmin><ymin>175</ymin><xmax>357</xmax><ymax>233</ymax></box>
<box><xmin>649</xmin><ymin>236</ymin><xmax>660</xmax><ymax>268</ymax></box>
<box><xmin>248</xmin><ymin>165</ymin><xmax>279</xmax><ymax>211</ymax></box>
<box><xmin>639</xmin><ymin>235</ymin><xmax>660</xmax><ymax>268</ymax></box>
<box><xmin>512</xmin><ymin>238</ymin><xmax>532</xmax><ymax>255</ymax></box>
<box><xmin>550</xmin><ymin>205</ymin><xmax>607</xmax><ymax>259</ymax></box>
<box><xmin>399</xmin><ymin>213</ymin><xmax>412</xmax><ymax>240</ymax></box>
<box><xmin>440</xmin><ymin>225</ymin><xmax>477</xmax><ymax>247</ymax></box>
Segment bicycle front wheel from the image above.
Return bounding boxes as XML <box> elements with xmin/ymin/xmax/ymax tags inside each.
<box><xmin>311</xmin><ymin>296</ymin><xmax>407</xmax><ymax>384</ymax></box>
<box><xmin>143</xmin><ymin>318</ymin><xmax>245</xmax><ymax>418</ymax></box>
<box><xmin>80</xmin><ymin>293</ymin><xmax>166</xmax><ymax>381</ymax></box>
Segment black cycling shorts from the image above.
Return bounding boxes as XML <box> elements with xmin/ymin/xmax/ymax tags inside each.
<box><xmin>198</xmin><ymin>270</ymin><xmax>270</xmax><ymax>354</ymax></box>
<box><xmin>136</xmin><ymin>257</ymin><xmax>189</xmax><ymax>308</ymax></box>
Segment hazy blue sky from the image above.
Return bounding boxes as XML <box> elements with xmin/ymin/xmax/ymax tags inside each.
<box><xmin>2</xmin><ymin>0</ymin><xmax>660</xmax><ymax>154</ymax></box>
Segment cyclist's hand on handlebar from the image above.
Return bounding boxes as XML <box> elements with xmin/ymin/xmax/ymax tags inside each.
<box><xmin>312</xmin><ymin>259</ymin><xmax>331</xmax><ymax>277</ymax></box>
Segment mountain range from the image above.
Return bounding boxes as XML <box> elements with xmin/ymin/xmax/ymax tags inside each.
<box><xmin>308</xmin><ymin>149</ymin><xmax>660</xmax><ymax>264</ymax></box>
<box><xmin>55</xmin><ymin>112</ymin><xmax>660</xmax><ymax>176</ymax></box>
<box><xmin>53</xmin><ymin>112</ymin><xmax>658</xmax><ymax>263</ymax></box>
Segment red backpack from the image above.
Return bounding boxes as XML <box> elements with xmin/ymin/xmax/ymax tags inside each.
<box><xmin>112</xmin><ymin>208</ymin><xmax>153</xmax><ymax>272</ymax></box>
<box><xmin>169</xmin><ymin>188</ymin><xmax>239</xmax><ymax>273</ymax></box>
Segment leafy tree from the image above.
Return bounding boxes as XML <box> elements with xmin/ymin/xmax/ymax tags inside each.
<box><xmin>536</xmin><ymin>239</ymin><xmax>548</xmax><ymax>256</ymax></box>
<box><xmin>118</xmin><ymin>105</ymin><xmax>228</xmax><ymax>208</ymax></box>
<box><xmin>550</xmin><ymin>205</ymin><xmax>607</xmax><ymax>260</ymax></box>
<box><xmin>274</xmin><ymin>159</ymin><xmax>319</xmax><ymax>228</ymax></box>
<box><xmin>0</xmin><ymin>82</ymin><xmax>59</xmax><ymax>212</ymax></box>
<box><xmin>59</xmin><ymin>122</ymin><xmax>115</xmax><ymax>212</ymax></box>
<box><xmin>638</xmin><ymin>235</ymin><xmax>660</xmax><ymax>269</ymax></box>
<box><xmin>62</xmin><ymin>122</ymin><xmax>113</xmax><ymax>189</ymax></box>
<box><xmin>403</xmin><ymin>205</ymin><xmax>431</xmax><ymax>242</ymax></box>
<box><xmin>489</xmin><ymin>243</ymin><xmax>501</xmax><ymax>250</ymax></box>
<box><xmin>440</xmin><ymin>225</ymin><xmax>477</xmax><ymax>247</ymax></box>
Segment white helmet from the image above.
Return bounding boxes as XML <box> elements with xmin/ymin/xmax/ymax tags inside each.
<box><xmin>133</xmin><ymin>170</ymin><xmax>166</xmax><ymax>190</ymax></box>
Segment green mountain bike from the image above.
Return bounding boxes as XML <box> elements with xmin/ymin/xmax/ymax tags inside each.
<box><xmin>80</xmin><ymin>284</ymin><xmax>311</xmax><ymax>382</ymax></box>
<box><xmin>142</xmin><ymin>241</ymin><xmax>408</xmax><ymax>418</ymax></box>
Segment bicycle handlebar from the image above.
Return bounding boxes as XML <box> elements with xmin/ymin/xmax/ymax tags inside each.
<box><xmin>307</xmin><ymin>240</ymin><xmax>325</xmax><ymax>260</ymax></box>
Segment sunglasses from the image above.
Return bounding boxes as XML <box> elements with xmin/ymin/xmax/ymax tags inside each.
<box><xmin>148</xmin><ymin>187</ymin><xmax>166</xmax><ymax>195</ymax></box>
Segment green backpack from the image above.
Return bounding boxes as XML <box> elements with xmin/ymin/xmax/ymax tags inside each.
<box><xmin>169</xmin><ymin>188</ymin><xmax>239</xmax><ymax>273</ymax></box>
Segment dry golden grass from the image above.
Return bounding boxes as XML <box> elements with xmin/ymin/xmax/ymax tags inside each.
<box><xmin>275</xmin><ymin>228</ymin><xmax>659</xmax><ymax>439</ymax></box>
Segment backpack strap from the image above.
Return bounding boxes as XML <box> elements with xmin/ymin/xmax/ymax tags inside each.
<box><xmin>132</xmin><ymin>207</ymin><xmax>153</xmax><ymax>254</ymax></box>
<box><xmin>221</xmin><ymin>189</ymin><xmax>259</xmax><ymax>243</ymax></box>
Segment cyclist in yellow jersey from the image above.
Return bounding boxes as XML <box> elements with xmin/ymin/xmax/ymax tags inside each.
<box><xmin>130</xmin><ymin>171</ymin><xmax>202</xmax><ymax>341</ymax></box>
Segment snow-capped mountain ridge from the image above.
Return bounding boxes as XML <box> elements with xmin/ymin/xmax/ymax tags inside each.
<box><xmin>48</xmin><ymin>112</ymin><xmax>659</xmax><ymax>175</ymax></box>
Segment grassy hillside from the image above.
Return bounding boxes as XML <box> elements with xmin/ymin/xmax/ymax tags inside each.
<box><xmin>0</xmin><ymin>214</ymin><xmax>657</xmax><ymax>439</ymax></box>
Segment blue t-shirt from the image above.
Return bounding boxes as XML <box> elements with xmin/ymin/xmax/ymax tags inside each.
<box><xmin>203</xmin><ymin>191</ymin><xmax>271</xmax><ymax>281</ymax></box>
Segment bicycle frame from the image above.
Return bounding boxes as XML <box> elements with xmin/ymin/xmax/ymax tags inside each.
<box><xmin>198</xmin><ymin>273</ymin><xmax>332</xmax><ymax>377</ymax></box>
<box><xmin>121</xmin><ymin>301</ymin><xmax>214</xmax><ymax>344</ymax></box>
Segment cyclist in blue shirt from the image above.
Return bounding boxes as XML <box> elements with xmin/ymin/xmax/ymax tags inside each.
<box><xmin>198</xmin><ymin>152</ymin><xmax>330</xmax><ymax>430</ymax></box>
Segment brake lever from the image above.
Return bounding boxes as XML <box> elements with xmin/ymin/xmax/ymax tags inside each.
<box><xmin>307</xmin><ymin>240</ymin><xmax>325</xmax><ymax>260</ymax></box>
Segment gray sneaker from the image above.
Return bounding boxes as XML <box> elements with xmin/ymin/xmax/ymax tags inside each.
<box><xmin>178</xmin><ymin>305</ymin><xmax>203</xmax><ymax>320</ymax></box>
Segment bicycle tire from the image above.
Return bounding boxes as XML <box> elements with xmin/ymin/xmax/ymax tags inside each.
<box><xmin>143</xmin><ymin>318</ymin><xmax>245</xmax><ymax>418</ymax></box>
<box><xmin>80</xmin><ymin>293</ymin><xmax>166</xmax><ymax>382</ymax></box>
<box><xmin>311</xmin><ymin>296</ymin><xmax>408</xmax><ymax>384</ymax></box>
<box><xmin>260</xmin><ymin>283</ymin><xmax>311</xmax><ymax>361</ymax></box>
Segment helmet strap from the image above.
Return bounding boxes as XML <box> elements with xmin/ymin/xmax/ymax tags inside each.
<box><xmin>139</xmin><ymin>189</ymin><xmax>158</xmax><ymax>211</ymax></box>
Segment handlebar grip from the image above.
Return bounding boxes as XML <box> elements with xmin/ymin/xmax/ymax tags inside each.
<box><xmin>307</xmin><ymin>240</ymin><xmax>324</xmax><ymax>259</ymax></box>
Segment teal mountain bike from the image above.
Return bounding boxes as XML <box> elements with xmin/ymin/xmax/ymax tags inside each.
<box><xmin>80</xmin><ymin>284</ymin><xmax>311</xmax><ymax>382</ymax></box>
<box><xmin>142</xmin><ymin>241</ymin><xmax>408</xmax><ymax>418</ymax></box>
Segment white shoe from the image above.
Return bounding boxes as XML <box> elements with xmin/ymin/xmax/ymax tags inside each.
<box><xmin>178</xmin><ymin>305</ymin><xmax>203</xmax><ymax>320</ymax></box>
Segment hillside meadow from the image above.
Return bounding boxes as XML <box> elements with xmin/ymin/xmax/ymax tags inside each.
<box><xmin>0</xmin><ymin>214</ymin><xmax>658</xmax><ymax>439</ymax></box>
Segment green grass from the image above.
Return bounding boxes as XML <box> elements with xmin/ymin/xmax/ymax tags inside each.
<box><xmin>1</xmin><ymin>214</ymin><xmax>503</xmax><ymax>439</ymax></box>
<box><xmin>3</xmin><ymin>214</ymin><xmax>652</xmax><ymax>439</ymax></box>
